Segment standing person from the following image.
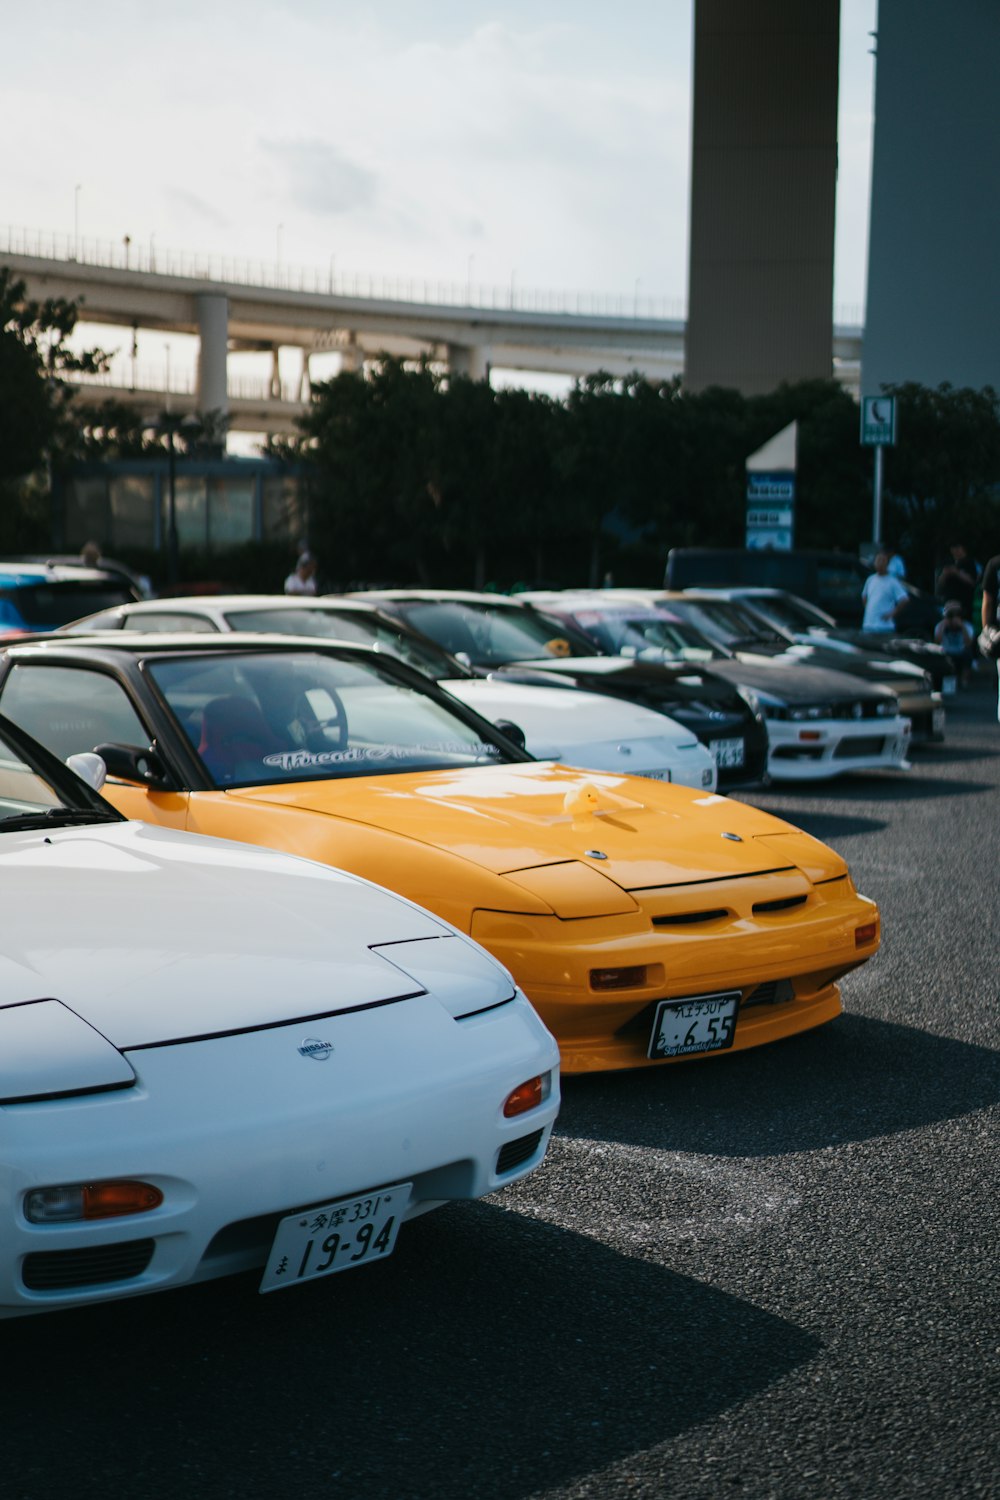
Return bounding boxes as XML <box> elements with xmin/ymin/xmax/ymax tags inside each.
<box><xmin>934</xmin><ymin>601</ymin><xmax>975</xmax><ymax>684</ymax></box>
<box><xmin>981</xmin><ymin>553</ymin><xmax>1000</xmax><ymax>721</ymax></box>
<box><xmin>861</xmin><ymin>552</ymin><xmax>909</xmax><ymax>632</ymax></box>
<box><xmin>935</xmin><ymin>542</ymin><xmax>981</xmax><ymax>619</ymax></box>
<box><xmin>284</xmin><ymin>551</ymin><xmax>318</xmax><ymax>596</ymax></box>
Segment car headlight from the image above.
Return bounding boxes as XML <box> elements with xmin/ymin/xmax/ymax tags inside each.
<box><xmin>875</xmin><ymin>699</ymin><xmax>898</xmax><ymax>717</ymax></box>
<box><xmin>788</xmin><ymin>704</ymin><xmax>830</xmax><ymax>722</ymax></box>
<box><xmin>0</xmin><ymin>1000</ymin><xmax>136</xmax><ymax>1104</ymax></box>
<box><xmin>370</xmin><ymin>934</ymin><xmax>517</xmax><ymax>1020</ymax></box>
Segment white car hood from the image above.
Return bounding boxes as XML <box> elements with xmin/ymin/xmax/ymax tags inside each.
<box><xmin>442</xmin><ymin>676</ymin><xmax>697</xmax><ymax>754</ymax></box>
<box><xmin>0</xmin><ymin>821</ymin><xmax>474</xmax><ymax>1049</ymax></box>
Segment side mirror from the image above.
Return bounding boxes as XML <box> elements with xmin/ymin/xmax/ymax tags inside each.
<box><xmin>493</xmin><ymin>719</ymin><xmax>527</xmax><ymax>751</ymax></box>
<box><xmin>65</xmin><ymin>752</ymin><xmax>107</xmax><ymax>792</ymax></box>
<box><xmin>93</xmin><ymin>741</ymin><xmax>174</xmax><ymax>791</ymax></box>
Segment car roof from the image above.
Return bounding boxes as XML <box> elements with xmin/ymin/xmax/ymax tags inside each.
<box><xmin>117</xmin><ymin>594</ymin><xmax>385</xmax><ymax>614</ymax></box>
<box><xmin>350</xmin><ymin>589</ymin><xmax>533</xmax><ymax>609</ymax></box>
<box><xmin>0</xmin><ymin>562</ymin><xmax>126</xmax><ymax>586</ymax></box>
<box><xmin>2</xmin><ymin>630</ymin><xmax>392</xmax><ymax>662</ymax></box>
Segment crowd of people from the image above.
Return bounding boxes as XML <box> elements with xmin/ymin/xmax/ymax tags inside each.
<box><xmin>859</xmin><ymin>539</ymin><xmax>1000</xmax><ymax>718</ymax></box>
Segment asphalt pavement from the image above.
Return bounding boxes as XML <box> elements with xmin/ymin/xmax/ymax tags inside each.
<box><xmin>4</xmin><ymin>676</ymin><xmax>998</xmax><ymax>1500</ymax></box>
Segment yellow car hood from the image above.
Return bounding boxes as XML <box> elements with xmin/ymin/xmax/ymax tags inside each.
<box><xmin>227</xmin><ymin>763</ymin><xmax>834</xmax><ymax>892</ymax></box>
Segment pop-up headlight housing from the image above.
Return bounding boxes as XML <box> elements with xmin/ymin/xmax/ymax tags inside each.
<box><xmin>371</xmin><ymin>935</ymin><xmax>517</xmax><ymax>1020</ymax></box>
<box><xmin>0</xmin><ymin>1000</ymin><xmax>136</xmax><ymax>1104</ymax></box>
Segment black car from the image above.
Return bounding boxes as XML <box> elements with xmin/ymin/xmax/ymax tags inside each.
<box><xmin>658</xmin><ymin>591</ymin><xmax>945</xmax><ymax>744</ymax></box>
<box><xmin>348</xmin><ymin>589</ymin><xmax>770</xmax><ymax>788</ymax></box>
<box><xmin>692</xmin><ymin>585</ymin><xmax>957</xmax><ymax>694</ymax></box>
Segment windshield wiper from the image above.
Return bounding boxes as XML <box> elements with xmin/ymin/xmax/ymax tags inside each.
<box><xmin>0</xmin><ymin>807</ymin><xmax>121</xmax><ymax>832</ymax></box>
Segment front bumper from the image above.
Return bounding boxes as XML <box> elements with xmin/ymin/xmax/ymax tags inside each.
<box><xmin>764</xmin><ymin>714</ymin><xmax>911</xmax><ymax>780</ymax></box>
<box><xmin>0</xmin><ymin>991</ymin><xmax>559</xmax><ymax>1317</ymax></box>
<box><xmin>472</xmin><ymin>881</ymin><xmax>879</xmax><ymax>1073</ymax></box>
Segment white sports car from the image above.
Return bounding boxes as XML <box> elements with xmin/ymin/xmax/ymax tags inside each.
<box><xmin>0</xmin><ymin>718</ymin><xmax>559</xmax><ymax>1318</ymax></box>
<box><xmin>57</xmin><ymin>595</ymin><xmax>718</xmax><ymax>791</ymax></box>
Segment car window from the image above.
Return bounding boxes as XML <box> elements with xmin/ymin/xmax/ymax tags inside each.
<box><xmin>124</xmin><ymin>612</ymin><xmax>219</xmax><ymax>633</ymax></box>
<box><xmin>146</xmin><ymin>650</ymin><xmax>511</xmax><ymax>787</ymax></box>
<box><xmin>60</xmin><ymin>608</ymin><xmax>126</xmax><ymax>632</ymax></box>
<box><xmin>0</xmin><ymin>664</ymin><xmax>151</xmax><ymax>761</ymax></box>
<box><xmin>565</xmin><ymin>608</ymin><xmax>717</xmax><ymax>662</ymax></box>
<box><xmin>223</xmin><ymin>608</ymin><xmax>458</xmax><ymax>678</ymax></box>
<box><xmin>396</xmin><ymin>601</ymin><xmax>580</xmax><ymax>665</ymax></box>
<box><xmin>746</xmin><ymin>594</ymin><xmax>833</xmax><ymax>632</ymax></box>
<box><xmin>0</xmin><ymin>582</ymin><xmax>137</xmax><ymax>628</ymax></box>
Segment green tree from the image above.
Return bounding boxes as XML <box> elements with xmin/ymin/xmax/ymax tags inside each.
<box><xmin>0</xmin><ymin>267</ymin><xmax>108</xmax><ymax>481</ymax></box>
<box><xmin>879</xmin><ymin>382</ymin><xmax>1000</xmax><ymax>581</ymax></box>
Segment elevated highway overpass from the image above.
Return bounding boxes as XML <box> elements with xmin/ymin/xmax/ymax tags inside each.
<box><xmin>1</xmin><ymin>227</ymin><xmax>862</xmax><ymax>437</ymax></box>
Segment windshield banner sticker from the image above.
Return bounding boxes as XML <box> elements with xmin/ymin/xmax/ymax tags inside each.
<box><xmin>262</xmin><ymin>744</ymin><xmax>500</xmax><ymax>772</ymax></box>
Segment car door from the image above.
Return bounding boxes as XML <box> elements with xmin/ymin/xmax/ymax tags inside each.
<box><xmin>0</xmin><ymin>661</ymin><xmax>191</xmax><ymax>828</ymax></box>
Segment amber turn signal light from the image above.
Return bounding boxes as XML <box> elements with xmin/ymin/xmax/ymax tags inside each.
<box><xmin>503</xmin><ymin>1076</ymin><xmax>545</xmax><ymax>1118</ymax></box>
<box><xmin>25</xmin><ymin>1180</ymin><xmax>164</xmax><ymax>1223</ymax></box>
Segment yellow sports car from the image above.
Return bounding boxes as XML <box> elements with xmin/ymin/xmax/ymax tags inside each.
<box><xmin>0</xmin><ymin>634</ymin><xmax>880</xmax><ymax>1073</ymax></box>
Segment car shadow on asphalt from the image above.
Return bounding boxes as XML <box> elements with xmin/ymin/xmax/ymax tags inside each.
<box><xmin>557</xmin><ymin>1012</ymin><xmax>1000</xmax><ymax>1159</ymax></box>
<box><xmin>0</xmin><ymin>1205</ymin><xmax>820</xmax><ymax>1500</ymax></box>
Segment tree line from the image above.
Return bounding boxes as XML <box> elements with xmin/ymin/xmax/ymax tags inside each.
<box><xmin>2</xmin><ymin>265</ymin><xmax>999</xmax><ymax>592</ymax></box>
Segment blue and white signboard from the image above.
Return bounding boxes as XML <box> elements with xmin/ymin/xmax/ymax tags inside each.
<box><xmin>745</xmin><ymin>423</ymin><xmax>797</xmax><ymax>551</ymax></box>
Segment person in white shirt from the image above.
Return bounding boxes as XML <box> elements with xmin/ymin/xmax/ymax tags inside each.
<box><xmin>861</xmin><ymin>552</ymin><xmax>909</xmax><ymax>632</ymax></box>
<box><xmin>284</xmin><ymin>552</ymin><xmax>318</xmax><ymax>596</ymax></box>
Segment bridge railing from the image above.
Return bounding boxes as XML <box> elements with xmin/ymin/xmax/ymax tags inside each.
<box><xmin>0</xmin><ymin>224</ymin><xmax>694</xmax><ymax>321</ymax></box>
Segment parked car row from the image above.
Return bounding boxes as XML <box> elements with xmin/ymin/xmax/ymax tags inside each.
<box><xmin>0</xmin><ymin>572</ymin><xmax>913</xmax><ymax>1317</ymax></box>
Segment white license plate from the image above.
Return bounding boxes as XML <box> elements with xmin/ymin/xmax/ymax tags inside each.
<box><xmin>709</xmin><ymin>737</ymin><xmax>745</xmax><ymax>768</ymax></box>
<box><xmin>260</xmin><ymin>1182</ymin><xmax>412</xmax><ymax>1293</ymax></box>
<box><xmin>641</xmin><ymin>768</ymin><xmax>672</xmax><ymax>781</ymax></box>
<box><xmin>932</xmin><ymin>706</ymin><xmax>946</xmax><ymax>733</ymax></box>
<box><xmin>941</xmin><ymin>676</ymin><xmax>957</xmax><ymax>696</ymax></box>
<box><xmin>648</xmin><ymin>992</ymin><xmax>740</xmax><ymax>1059</ymax></box>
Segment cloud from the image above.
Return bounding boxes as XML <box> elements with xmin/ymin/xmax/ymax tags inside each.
<box><xmin>260</xmin><ymin>139</ymin><xmax>377</xmax><ymax>217</ymax></box>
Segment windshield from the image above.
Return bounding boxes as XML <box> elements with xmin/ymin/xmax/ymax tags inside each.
<box><xmin>671</xmin><ymin>598</ymin><xmax>788</xmax><ymax>645</ymax></box>
<box><xmin>745</xmin><ymin>594</ymin><xmax>837</xmax><ymax>632</ymax></box>
<box><xmin>222</xmin><ymin>607</ymin><xmax>461</xmax><ymax>679</ymax></box>
<box><xmin>147</xmin><ymin>650</ymin><xmax>515</xmax><ymax>787</ymax></box>
<box><xmin>393</xmin><ymin>600</ymin><xmax>588</xmax><ymax>665</ymax></box>
<box><xmin>562</xmin><ymin>608</ymin><xmax>720</xmax><ymax>663</ymax></box>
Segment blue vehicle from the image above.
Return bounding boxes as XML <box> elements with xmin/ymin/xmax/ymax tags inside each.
<box><xmin>0</xmin><ymin>563</ymin><xmax>141</xmax><ymax>636</ymax></box>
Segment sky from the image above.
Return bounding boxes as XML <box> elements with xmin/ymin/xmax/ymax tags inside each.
<box><xmin>3</xmin><ymin>1</ymin><xmax>877</xmax><ymax>392</ymax></box>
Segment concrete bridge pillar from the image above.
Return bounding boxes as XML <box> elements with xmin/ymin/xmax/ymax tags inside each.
<box><xmin>447</xmin><ymin>343</ymin><xmax>491</xmax><ymax>382</ymax></box>
<box><xmin>196</xmin><ymin>293</ymin><xmax>229</xmax><ymax>420</ymax></box>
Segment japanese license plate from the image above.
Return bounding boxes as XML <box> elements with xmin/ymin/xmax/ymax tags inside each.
<box><xmin>648</xmin><ymin>992</ymin><xmax>740</xmax><ymax>1059</ymax></box>
<box><xmin>642</xmin><ymin>768</ymin><xmax>672</xmax><ymax>781</ymax></box>
<box><xmin>709</xmin><ymin>737</ymin><xmax>745</xmax><ymax>768</ymax></box>
<box><xmin>260</xmin><ymin>1182</ymin><xmax>412</xmax><ymax>1293</ymax></box>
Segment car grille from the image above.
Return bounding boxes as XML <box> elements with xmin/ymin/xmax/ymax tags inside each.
<box><xmin>497</xmin><ymin>1131</ymin><xmax>544</xmax><ymax>1174</ymax></box>
<box><xmin>832</xmin><ymin>736</ymin><xmax>886</xmax><ymax>758</ymax></box>
<box><xmin>829</xmin><ymin>701</ymin><xmax>884</xmax><ymax>720</ymax></box>
<box><xmin>22</xmin><ymin>1238</ymin><xmax>155</xmax><ymax>1291</ymax></box>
